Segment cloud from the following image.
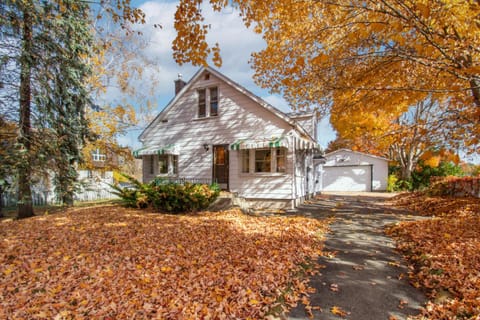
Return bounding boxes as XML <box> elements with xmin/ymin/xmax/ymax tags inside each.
<box><xmin>104</xmin><ymin>1</ymin><xmax>336</xmax><ymax>148</ymax></box>
<box><xmin>134</xmin><ymin>1</ymin><xmax>264</xmax><ymax>97</ymax></box>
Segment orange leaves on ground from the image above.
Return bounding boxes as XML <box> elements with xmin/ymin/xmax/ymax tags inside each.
<box><xmin>387</xmin><ymin>193</ymin><xmax>480</xmax><ymax>319</ymax></box>
<box><xmin>0</xmin><ymin>207</ymin><xmax>328</xmax><ymax>319</ymax></box>
<box><xmin>331</xmin><ymin>305</ymin><xmax>348</xmax><ymax>317</ymax></box>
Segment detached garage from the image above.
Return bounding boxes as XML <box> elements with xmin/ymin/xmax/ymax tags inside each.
<box><xmin>316</xmin><ymin>149</ymin><xmax>389</xmax><ymax>192</ymax></box>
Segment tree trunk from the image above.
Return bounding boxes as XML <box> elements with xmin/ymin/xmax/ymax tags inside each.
<box><xmin>470</xmin><ymin>77</ymin><xmax>480</xmax><ymax>108</ymax></box>
<box><xmin>17</xmin><ymin>6</ymin><xmax>34</xmax><ymax>219</ymax></box>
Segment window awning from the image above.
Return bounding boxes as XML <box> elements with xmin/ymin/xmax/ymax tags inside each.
<box><xmin>294</xmin><ymin>137</ymin><xmax>320</xmax><ymax>150</ymax></box>
<box><xmin>230</xmin><ymin>136</ymin><xmax>319</xmax><ymax>151</ymax></box>
<box><xmin>133</xmin><ymin>144</ymin><xmax>179</xmax><ymax>158</ymax></box>
<box><xmin>230</xmin><ymin>136</ymin><xmax>289</xmax><ymax>150</ymax></box>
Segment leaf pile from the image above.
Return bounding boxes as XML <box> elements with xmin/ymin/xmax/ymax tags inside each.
<box><xmin>388</xmin><ymin>192</ymin><xmax>480</xmax><ymax>217</ymax></box>
<box><xmin>387</xmin><ymin>193</ymin><xmax>480</xmax><ymax>319</ymax></box>
<box><xmin>0</xmin><ymin>207</ymin><xmax>328</xmax><ymax>319</ymax></box>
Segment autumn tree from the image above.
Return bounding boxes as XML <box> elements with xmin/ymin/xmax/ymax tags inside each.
<box><xmin>172</xmin><ymin>0</ymin><xmax>480</xmax><ymax>151</ymax></box>
<box><xmin>0</xmin><ymin>0</ymin><xmax>147</xmax><ymax>218</ymax></box>
<box><xmin>81</xmin><ymin>2</ymin><xmax>157</xmax><ymax>172</ymax></box>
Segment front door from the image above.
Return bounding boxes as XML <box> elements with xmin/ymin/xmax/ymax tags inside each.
<box><xmin>213</xmin><ymin>145</ymin><xmax>229</xmax><ymax>190</ymax></box>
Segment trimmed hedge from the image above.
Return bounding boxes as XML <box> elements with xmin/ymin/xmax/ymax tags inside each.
<box><xmin>111</xmin><ymin>175</ymin><xmax>220</xmax><ymax>213</ymax></box>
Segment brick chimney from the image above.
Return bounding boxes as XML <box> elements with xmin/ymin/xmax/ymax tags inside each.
<box><xmin>174</xmin><ymin>73</ymin><xmax>187</xmax><ymax>95</ymax></box>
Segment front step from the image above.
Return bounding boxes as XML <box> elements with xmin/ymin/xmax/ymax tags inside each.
<box><xmin>207</xmin><ymin>192</ymin><xmax>236</xmax><ymax>212</ymax></box>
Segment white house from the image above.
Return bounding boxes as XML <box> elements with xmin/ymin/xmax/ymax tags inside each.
<box><xmin>316</xmin><ymin>149</ymin><xmax>389</xmax><ymax>192</ymax></box>
<box><xmin>135</xmin><ymin>67</ymin><xmax>319</xmax><ymax>209</ymax></box>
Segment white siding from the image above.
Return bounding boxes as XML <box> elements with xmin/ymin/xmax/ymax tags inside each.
<box><xmin>142</xmin><ymin>72</ymin><xmax>296</xmax><ymax>200</ymax></box>
<box><xmin>322</xmin><ymin>149</ymin><xmax>388</xmax><ymax>191</ymax></box>
<box><xmin>289</xmin><ymin>114</ymin><xmax>316</xmax><ymax>138</ymax></box>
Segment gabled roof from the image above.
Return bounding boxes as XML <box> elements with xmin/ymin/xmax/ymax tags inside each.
<box><xmin>139</xmin><ymin>66</ymin><xmax>315</xmax><ymax>142</ymax></box>
<box><xmin>325</xmin><ymin>148</ymin><xmax>390</xmax><ymax>161</ymax></box>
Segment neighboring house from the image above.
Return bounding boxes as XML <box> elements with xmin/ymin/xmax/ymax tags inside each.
<box><xmin>316</xmin><ymin>149</ymin><xmax>389</xmax><ymax>192</ymax></box>
<box><xmin>135</xmin><ymin>66</ymin><xmax>319</xmax><ymax>209</ymax></box>
<box><xmin>78</xmin><ymin>148</ymin><xmax>115</xmax><ymax>187</ymax></box>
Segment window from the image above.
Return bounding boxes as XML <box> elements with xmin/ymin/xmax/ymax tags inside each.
<box><xmin>276</xmin><ymin>148</ymin><xmax>286</xmax><ymax>172</ymax></box>
<box><xmin>158</xmin><ymin>155</ymin><xmax>168</xmax><ymax>174</ymax></box>
<box><xmin>198</xmin><ymin>89</ymin><xmax>206</xmax><ymax>118</ymax></box>
<box><xmin>241</xmin><ymin>150</ymin><xmax>249</xmax><ymax>173</ymax></box>
<box><xmin>157</xmin><ymin>155</ymin><xmax>178</xmax><ymax>176</ymax></box>
<box><xmin>210</xmin><ymin>87</ymin><xmax>218</xmax><ymax>116</ymax></box>
<box><xmin>255</xmin><ymin>149</ymin><xmax>271</xmax><ymax>173</ymax></box>
<box><xmin>244</xmin><ymin>148</ymin><xmax>286</xmax><ymax>174</ymax></box>
<box><xmin>92</xmin><ymin>149</ymin><xmax>106</xmax><ymax>162</ymax></box>
<box><xmin>197</xmin><ymin>87</ymin><xmax>218</xmax><ymax>118</ymax></box>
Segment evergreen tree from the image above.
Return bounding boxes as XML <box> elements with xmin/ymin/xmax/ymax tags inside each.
<box><xmin>0</xmin><ymin>0</ymin><xmax>92</xmax><ymax>217</ymax></box>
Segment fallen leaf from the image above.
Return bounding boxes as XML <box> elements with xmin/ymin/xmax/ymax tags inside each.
<box><xmin>331</xmin><ymin>305</ymin><xmax>348</xmax><ymax>317</ymax></box>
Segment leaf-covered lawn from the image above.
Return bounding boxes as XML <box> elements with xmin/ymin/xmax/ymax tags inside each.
<box><xmin>0</xmin><ymin>207</ymin><xmax>328</xmax><ymax>319</ymax></box>
<box><xmin>386</xmin><ymin>193</ymin><xmax>480</xmax><ymax>319</ymax></box>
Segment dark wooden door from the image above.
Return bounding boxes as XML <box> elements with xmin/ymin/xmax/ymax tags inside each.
<box><xmin>213</xmin><ymin>145</ymin><xmax>229</xmax><ymax>189</ymax></box>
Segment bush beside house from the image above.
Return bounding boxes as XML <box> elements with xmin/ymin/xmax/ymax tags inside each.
<box><xmin>112</xmin><ymin>175</ymin><xmax>220</xmax><ymax>213</ymax></box>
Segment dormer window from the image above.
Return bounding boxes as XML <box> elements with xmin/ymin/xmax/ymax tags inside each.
<box><xmin>197</xmin><ymin>87</ymin><xmax>219</xmax><ymax>118</ymax></box>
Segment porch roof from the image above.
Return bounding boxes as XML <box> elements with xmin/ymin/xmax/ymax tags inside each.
<box><xmin>133</xmin><ymin>144</ymin><xmax>179</xmax><ymax>158</ymax></box>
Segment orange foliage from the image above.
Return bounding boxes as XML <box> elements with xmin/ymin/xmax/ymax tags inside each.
<box><xmin>0</xmin><ymin>207</ymin><xmax>329</xmax><ymax>319</ymax></box>
<box><xmin>387</xmin><ymin>193</ymin><xmax>480</xmax><ymax>319</ymax></box>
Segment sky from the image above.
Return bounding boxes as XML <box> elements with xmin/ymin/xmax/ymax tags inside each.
<box><xmin>113</xmin><ymin>0</ymin><xmax>337</xmax><ymax>150</ymax></box>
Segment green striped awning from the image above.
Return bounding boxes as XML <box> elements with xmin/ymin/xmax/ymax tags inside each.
<box><xmin>133</xmin><ymin>144</ymin><xmax>179</xmax><ymax>158</ymax></box>
<box><xmin>230</xmin><ymin>136</ymin><xmax>289</xmax><ymax>150</ymax></box>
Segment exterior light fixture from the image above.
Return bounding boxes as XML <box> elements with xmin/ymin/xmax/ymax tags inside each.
<box><xmin>203</xmin><ymin>143</ymin><xmax>209</xmax><ymax>152</ymax></box>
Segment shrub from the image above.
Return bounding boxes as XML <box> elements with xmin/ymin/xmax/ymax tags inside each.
<box><xmin>111</xmin><ymin>174</ymin><xmax>220</xmax><ymax>213</ymax></box>
<box><xmin>387</xmin><ymin>174</ymin><xmax>398</xmax><ymax>192</ymax></box>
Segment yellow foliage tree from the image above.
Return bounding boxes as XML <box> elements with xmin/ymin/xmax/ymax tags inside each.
<box><xmin>82</xmin><ymin>3</ymin><xmax>159</xmax><ymax>171</ymax></box>
<box><xmin>172</xmin><ymin>0</ymin><xmax>480</xmax><ymax>150</ymax></box>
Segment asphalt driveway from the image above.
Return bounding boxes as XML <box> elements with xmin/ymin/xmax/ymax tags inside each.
<box><xmin>286</xmin><ymin>193</ymin><xmax>427</xmax><ymax>320</ymax></box>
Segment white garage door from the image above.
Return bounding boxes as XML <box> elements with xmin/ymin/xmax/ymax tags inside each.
<box><xmin>322</xmin><ymin>165</ymin><xmax>372</xmax><ymax>192</ymax></box>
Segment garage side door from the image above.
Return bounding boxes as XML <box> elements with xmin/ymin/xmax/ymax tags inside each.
<box><xmin>322</xmin><ymin>165</ymin><xmax>371</xmax><ymax>192</ymax></box>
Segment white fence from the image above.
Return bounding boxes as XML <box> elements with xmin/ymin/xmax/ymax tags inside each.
<box><xmin>1</xmin><ymin>189</ymin><xmax>118</xmax><ymax>207</ymax></box>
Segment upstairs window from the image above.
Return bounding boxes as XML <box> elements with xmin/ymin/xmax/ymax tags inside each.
<box><xmin>210</xmin><ymin>87</ymin><xmax>218</xmax><ymax>116</ymax></box>
<box><xmin>198</xmin><ymin>89</ymin><xmax>206</xmax><ymax>118</ymax></box>
<box><xmin>92</xmin><ymin>149</ymin><xmax>106</xmax><ymax>162</ymax></box>
<box><xmin>197</xmin><ymin>87</ymin><xmax>218</xmax><ymax>118</ymax></box>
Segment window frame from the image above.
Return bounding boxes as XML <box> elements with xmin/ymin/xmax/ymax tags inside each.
<box><xmin>156</xmin><ymin>154</ymin><xmax>179</xmax><ymax>177</ymax></box>
<box><xmin>158</xmin><ymin>155</ymin><xmax>168</xmax><ymax>174</ymax></box>
<box><xmin>254</xmin><ymin>149</ymin><xmax>272</xmax><ymax>173</ymax></box>
<box><xmin>240</xmin><ymin>148</ymin><xmax>287</xmax><ymax>175</ymax></box>
<box><xmin>275</xmin><ymin>148</ymin><xmax>286</xmax><ymax>173</ymax></box>
<box><xmin>209</xmin><ymin>87</ymin><xmax>218</xmax><ymax>116</ymax></box>
<box><xmin>240</xmin><ymin>149</ymin><xmax>249</xmax><ymax>173</ymax></box>
<box><xmin>196</xmin><ymin>87</ymin><xmax>219</xmax><ymax>119</ymax></box>
<box><xmin>92</xmin><ymin>148</ymin><xmax>106</xmax><ymax>162</ymax></box>
<box><xmin>198</xmin><ymin>88</ymin><xmax>206</xmax><ymax>118</ymax></box>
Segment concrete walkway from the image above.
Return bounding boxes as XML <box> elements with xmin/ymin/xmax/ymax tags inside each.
<box><xmin>286</xmin><ymin>193</ymin><xmax>427</xmax><ymax>320</ymax></box>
